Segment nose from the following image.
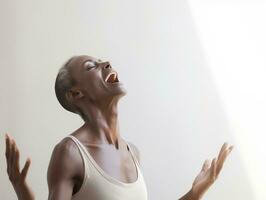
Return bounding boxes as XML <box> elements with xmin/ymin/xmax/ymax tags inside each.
<box><xmin>103</xmin><ymin>62</ymin><xmax>111</xmax><ymax>69</ymax></box>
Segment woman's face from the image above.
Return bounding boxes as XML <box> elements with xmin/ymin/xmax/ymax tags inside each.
<box><xmin>68</xmin><ymin>55</ymin><xmax>126</xmax><ymax>104</ymax></box>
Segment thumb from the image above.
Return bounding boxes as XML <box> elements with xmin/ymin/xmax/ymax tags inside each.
<box><xmin>21</xmin><ymin>157</ymin><xmax>31</xmax><ymax>180</ymax></box>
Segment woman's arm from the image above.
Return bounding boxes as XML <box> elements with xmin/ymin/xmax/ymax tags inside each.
<box><xmin>5</xmin><ymin>134</ymin><xmax>35</xmax><ymax>200</ymax></box>
<box><xmin>131</xmin><ymin>141</ymin><xmax>233</xmax><ymax>200</ymax></box>
<box><xmin>47</xmin><ymin>138</ymin><xmax>83</xmax><ymax>200</ymax></box>
<box><xmin>5</xmin><ymin>134</ymin><xmax>81</xmax><ymax>200</ymax></box>
<box><xmin>178</xmin><ymin>143</ymin><xmax>233</xmax><ymax>200</ymax></box>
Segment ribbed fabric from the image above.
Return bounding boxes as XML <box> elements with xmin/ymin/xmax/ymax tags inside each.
<box><xmin>66</xmin><ymin>135</ymin><xmax>148</xmax><ymax>200</ymax></box>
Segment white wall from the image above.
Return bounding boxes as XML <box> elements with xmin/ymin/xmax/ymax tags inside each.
<box><xmin>188</xmin><ymin>1</ymin><xmax>266</xmax><ymax>199</ymax></box>
<box><xmin>0</xmin><ymin>0</ymin><xmax>255</xmax><ymax>199</ymax></box>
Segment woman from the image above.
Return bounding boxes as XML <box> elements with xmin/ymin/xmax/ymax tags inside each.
<box><xmin>5</xmin><ymin>55</ymin><xmax>233</xmax><ymax>200</ymax></box>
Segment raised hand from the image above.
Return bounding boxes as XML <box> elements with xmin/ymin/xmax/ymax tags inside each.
<box><xmin>5</xmin><ymin>133</ymin><xmax>35</xmax><ymax>200</ymax></box>
<box><xmin>191</xmin><ymin>143</ymin><xmax>233</xmax><ymax>199</ymax></box>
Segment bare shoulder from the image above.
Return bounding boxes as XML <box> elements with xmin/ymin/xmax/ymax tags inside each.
<box><xmin>53</xmin><ymin>137</ymin><xmax>80</xmax><ymax>157</ymax></box>
<box><xmin>47</xmin><ymin>137</ymin><xmax>82</xmax><ymax>186</ymax></box>
<box><xmin>127</xmin><ymin>141</ymin><xmax>141</xmax><ymax>164</ymax></box>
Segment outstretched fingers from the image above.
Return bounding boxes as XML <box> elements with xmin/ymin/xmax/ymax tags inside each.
<box><xmin>21</xmin><ymin>158</ymin><xmax>31</xmax><ymax>180</ymax></box>
<box><xmin>216</xmin><ymin>143</ymin><xmax>233</xmax><ymax>176</ymax></box>
<box><xmin>10</xmin><ymin>138</ymin><xmax>20</xmax><ymax>181</ymax></box>
<box><xmin>210</xmin><ymin>158</ymin><xmax>217</xmax><ymax>182</ymax></box>
<box><xmin>5</xmin><ymin>134</ymin><xmax>11</xmax><ymax>174</ymax></box>
<box><xmin>5</xmin><ymin>134</ymin><xmax>31</xmax><ymax>183</ymax></box>
<box><xmin>13</xmin><ymin>140</ymin><xmax>21</xmax><ymax>173</ymax></box>
<box><xmin>217</xmin><ymin>143</ymin><xmax>228</xmax><ymax>161</ymax></box>
<box><xmin>201</xmin><ymin>159</ymin><xmax>210</xmax><ymax>172</ymax></box>
<box><xmin>10</xmin><ymin>139</ymin><xmax>16</xmax><ymax>177</ymax></box>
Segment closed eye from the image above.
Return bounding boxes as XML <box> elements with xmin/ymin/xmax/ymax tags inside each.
<box><xmin>84</xmin><ymin>60</ymin><xmax>97</xmax><ymax>71</ymax></box>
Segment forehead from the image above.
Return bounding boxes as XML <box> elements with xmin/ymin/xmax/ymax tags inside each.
<box><xmin>67</xmin><ymin>55</ymin><xmax>99</xmax><ymax>80</ymax></box>
<box><xmin>68</xmin><ymin>55</ymin><xmax>99</xmax><ymax>69</ymax></box>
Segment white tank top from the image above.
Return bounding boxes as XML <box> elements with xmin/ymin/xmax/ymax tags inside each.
<box><xmin>66</xmin><ymin>135</ymin><xmax>148</xmax><ymax>200</ymax></box>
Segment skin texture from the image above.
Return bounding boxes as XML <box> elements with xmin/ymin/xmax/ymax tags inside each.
<box><xmin>5</xmin><ymin>55</ymin><xmax>233</xmax><ymax>200</ymax></box>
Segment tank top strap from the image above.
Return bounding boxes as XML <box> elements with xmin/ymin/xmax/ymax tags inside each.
<box><xmin>124</xmin><ymin>141</ymin><xmax>141</xmax><ymax>169</ymax></box>
<box><xmin>65</xmin><ymin>135</ymin><xmax>90</xmax><ymax>178</ymax></box>
<box><xmin>67</xmin><ymin>135</ymin><xmax>141</xmax><ymax>174</ymax></box>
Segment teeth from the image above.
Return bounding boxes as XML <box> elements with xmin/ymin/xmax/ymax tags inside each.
<box><xmin>105</xmin><ymin>72</ymin><xmax>117</xmax><ymax>82</ymax></box>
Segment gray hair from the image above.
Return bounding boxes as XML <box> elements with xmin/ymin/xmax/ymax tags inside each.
<box><xmin>54</xmin><ymin>56</ymin><xmax>87</xmax><ymax>121</ymax></box>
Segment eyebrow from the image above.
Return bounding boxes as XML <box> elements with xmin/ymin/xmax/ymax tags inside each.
<box><xmin>82</xmin><ymin>59</ymin><xmax>92</xmax><ymax>66</ymax></box>
<box><xmin>82</xmin><ymin>59</ymin><xmax>102</xmax><ymax>67</ymax></box>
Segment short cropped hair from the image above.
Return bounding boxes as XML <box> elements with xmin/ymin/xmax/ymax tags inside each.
<box><xmin>54</xmin><ymin>56</ymin><xmax>87</xmax><ymax>121</ymax></box>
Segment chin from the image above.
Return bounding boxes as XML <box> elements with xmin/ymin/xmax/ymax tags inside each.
<box><xmin>114</xmin><ymin>88</ymin><xmax>127</xmax><ymax>98</ymax></box>
<box><xmin>112</xmin><ymin>83</ymin><xmax>127</xmax><ymax>96</ymax></box>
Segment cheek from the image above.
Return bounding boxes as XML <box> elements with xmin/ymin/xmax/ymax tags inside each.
<box><xmin>84</xmin><ymin>74</ymin><xmax>107</xmax><ymax>99</ymax></box>
<box><xmin>82</xmin><ymin>72</ymin><xmax>102</xmax><ymax>87</ymax></box>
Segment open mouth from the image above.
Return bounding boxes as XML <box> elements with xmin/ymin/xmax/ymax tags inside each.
<box><xmin>105</xmin><ymin>72</ymin><xmax>119</xmax><ymax>83</ymax></box>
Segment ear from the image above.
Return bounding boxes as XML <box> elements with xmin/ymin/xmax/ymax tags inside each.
<box><xmin>65</xmin><ymin>88</ymin><xmax>84</xmax><ymax>103</ymax></box>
